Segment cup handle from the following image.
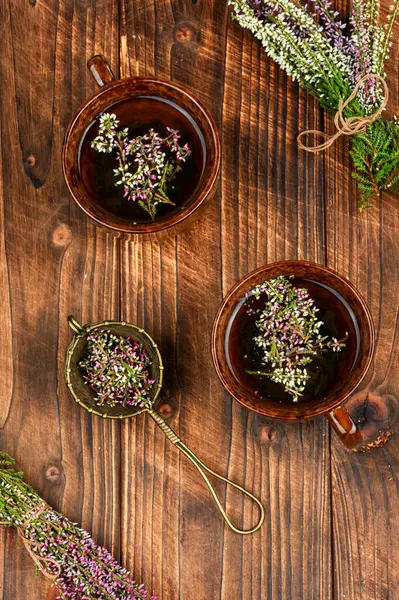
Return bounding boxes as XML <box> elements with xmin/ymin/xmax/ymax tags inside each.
<box><xmin>147</xmin><ymin>408</ymin><xmax>265</xmax><ymax>535</ymax></box>
<box><xmin>326</xmin><ymin>404</ymin><xmax>364</xmax><ymax>449</ymax></box>
<box><xmin>87</xmin><ymin>55</ymin><xmax>116</xmax><ymax>88</ymax></box>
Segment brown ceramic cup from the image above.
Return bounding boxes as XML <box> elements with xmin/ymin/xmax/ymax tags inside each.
<box><xmin>63</xmin><ymin>55</ymin><xmax>220</xmax><ymax>234</ymax></box>
<box><xmin>212</xmin><ymin>261</ymin><xmax>375</xmax><ymax>449</ymax></box>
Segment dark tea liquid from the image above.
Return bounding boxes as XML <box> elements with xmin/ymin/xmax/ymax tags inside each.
<box><xmin>79</xmin><ymin>96</ymin><xmax>206</xmax><ymax>223</ymax></box>
<box><xmin>226</xmin><ymin>279</ymin><xmax>360</xmax><ymax>403</ymax></box>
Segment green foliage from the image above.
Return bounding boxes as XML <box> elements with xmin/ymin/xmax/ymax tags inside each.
<box><xmin>350</xmin><ymin>118</ymin><xmax>399</xmax><ymax>210</ymax></box>
<box><xmin>0</xmin><ymin>452</ymin><xmax>16</xmax><ymax>468</ymax></box>
<box><xmin>0</xmin><ymin>452</ymin><xmax>153</xmax><ymax>598</ymax></box>
<box><xmin>0</xmin><ymin>452</ymin><xmax>24</xmax><ymax>482</ymax></box>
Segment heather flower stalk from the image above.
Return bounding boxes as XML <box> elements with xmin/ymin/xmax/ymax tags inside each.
<box><xmin>308</xmin><ymin>0</ymin><xmax>349</xmax><ymax>48</ymax></box>
<box><xmin>0</xmin><ymin>452</ymin><xmax>155</xmax><ymax>600</ymax></box>
<box><xmin>92</xmin><ymin>113</ymin><xmax>191</xmax><ymax>220</ymax></box>
<box><xmin>350</xmin><ymin>0</ymin><xmax>376</xmax><ymax>110</ymax></box>
<box><xmin>230</xmin><ymin>0</ymin><xmax>353</xmax><ymax>111</ymax></box>
<box><xmin>79</xmin><ymin>330</ymin><xmax>155</xmax><ymax>409</ymax></box>
<box><xmin>246</xmin><ymin>276</ymin><xmax>347</xmax><ymax>401</ymax></box>
<box><xmin>229</xmin><ymin>0</ymin><xmax>399</xmax><ymax>209</ymax></box>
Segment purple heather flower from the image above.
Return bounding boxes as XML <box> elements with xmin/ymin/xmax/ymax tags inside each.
<box><xmin>79</xmin><ymin>330</ymin><xmax>155</xmax><ymax>409</ymax></box>
<box><xmin>0</xmin><ymin>453</ymin><xmax>156</xmax><ymax>600</ymax></box>
<box><xmin>245</xmin><ymin>276</ymin><xmax>347</xmax><ymax>401</ymax></box>
<box><xmin>92</xmin><ymin>115</ymin><xmax>192</xmax><ymax>220</ymax></box>
<box><xmin>348</xmin><ymin>0</ymin><xmax>376</xmax><ymax>107</ymax></box>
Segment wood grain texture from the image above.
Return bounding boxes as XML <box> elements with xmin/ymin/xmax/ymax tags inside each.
<box><xmin>1</xmin><ymin>0</ymin><xmax>398</xmax><ymax>599</ymax></box>
<box><xmin>119</xmin><ymin>2</ymin><xmax>332</xmax><ymax>599</ymax></box>
<box><xmin>324</xmin><ymin>1</ymin><xmax>399</xmax><ymax>598</ymax></box>
<box><xmin>0</xmin><ymin>0</ymin><xmax>120</xmax><ymax>598</ymax></box>
<box><xmin>325</xmin><ymin>140</ymin><xmax>399</xmax><ymax>595</ymax></box>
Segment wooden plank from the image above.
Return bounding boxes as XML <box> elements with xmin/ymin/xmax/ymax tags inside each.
<box><xmin>120</xmin><ymin>2</ymin><xmax>332</xmax><ymax>599</ymax></box>
<box><xmin>324</xmin><ymin>1</ymin><xmax>399</xmax><ymax>598</ymax></box>
<box><xmin>220</xmin><ymin>18</ymin><xmax>331</xmax><ymax>600</ymax></box>
<box><xmin>0</xmin><ymin>1</ymin><xmax>120</xmax><ymax>598</ymax></box>
<box><xmin>120</xmin><ymin>237</ymin><xmax>181</xmax><ymax>600</ymax></box>
<box><xmin>3</xmin><ymin>0</ymin><xmax>397</xmax><ymax>598</ymax></box>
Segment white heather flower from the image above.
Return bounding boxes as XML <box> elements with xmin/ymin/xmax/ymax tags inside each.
<box><xmin>91</xmin><ymin>115</ymin><xmax>191</xmax><ymax>220</ymax></box>
<box><xmin>246</xmin><ymin>276</ymin><xmax>347</xmax><ymax>401</ymax></box>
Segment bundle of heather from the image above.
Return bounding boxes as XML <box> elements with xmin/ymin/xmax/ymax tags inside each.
<box><xmin>0</xmin><ymin>452</ymin><xmax>155</xmax><ymax>600</ymax></box>
<box><xmin>229</xmin><ymin>0</ymin><xmax>399</xmax><ymax>209</ymax></box>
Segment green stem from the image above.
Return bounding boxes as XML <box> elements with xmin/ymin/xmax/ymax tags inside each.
<box><xmin>378</xmin><ymin>0</ymin><xmax>399</xmax><ymax>73</ymax></box>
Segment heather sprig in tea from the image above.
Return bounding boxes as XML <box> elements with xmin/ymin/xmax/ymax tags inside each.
<box><xmin>91</xmin><ymin>113</ymin><xmax>191</xmax><ymax>219</ymax></box>
<box><xmin>247</xmin><ymin>276</ymin><xmax>348</xmax><ymax>401</ymax></box>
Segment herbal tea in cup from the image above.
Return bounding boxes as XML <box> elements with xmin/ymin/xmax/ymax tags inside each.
<box><xmin>227</xmin><ymin>276</ymin><xmax>353</xmax><ymax>404</ymax></box>
<box><xmin>63</xmin><ymin>55</ymin><xmax>220</xmax><ymax>234</ymax></box>
<box><xmin>212</xmin><ymin>261</ymin><xmax>374</xmax><ymax>449</ymax></box>
<box><xmin>80</xmin><ymin>101</ymin><xmax>203</xmax><ymax>223</ymax></box>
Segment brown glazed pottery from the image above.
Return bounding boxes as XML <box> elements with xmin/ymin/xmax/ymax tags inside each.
<box><xmin>212</xmin><ymin>261</ymin><xmax>375</xmax><ymax>449</ymax></box>
<box><xmin>63</xmin><ymin>55</ymin><xmax>220</xmax><ymax>234</ymax></box>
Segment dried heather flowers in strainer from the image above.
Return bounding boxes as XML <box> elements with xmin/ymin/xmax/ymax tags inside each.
<box><xmin>79</xmin><ymin>330</ymin><xmax>155</xmax><ymax>408</ymax></box>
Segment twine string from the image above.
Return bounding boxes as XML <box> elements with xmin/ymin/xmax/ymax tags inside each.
<box><xmin>0</xmin><ymin>503</ymin><xmax>60</xmax><ymax>580</ymax></box>
<box><xmin>1</xmin><ymin>505</ymin><xmax>147</xmax><ymax>598</ymax></box>
<box><xmin>297</xmin><ymin>74</ymin><xmax>389</xmax><ymax>153</ymax></box>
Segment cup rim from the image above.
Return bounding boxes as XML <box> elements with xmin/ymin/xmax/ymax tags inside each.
<box><xmin>65</xmin><ymin>319</ymin><xmax>164</xmax><ymax>419</ymax></box>
<box><xmin>62</xmin><ymin>76</ymin><xmax>220</xmax><ymax>234</ymax></box>
<box><xmin>211</xmin><ymin>261</ymin><xmax>375</xmax><ymax>420</ymax></box>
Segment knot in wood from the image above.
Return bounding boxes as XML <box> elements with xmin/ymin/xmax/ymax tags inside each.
<box><xmin>259</xmin><ymin>425</ymin><xmax>278</xmax><ymax>443</ymax></box>
<box><xmin>347</xmin><ymin>391</ymin><xmax>391</xmax><ymax>425</ymax></box>
<box><xmin>254</xmin><ymin>418</ymin><xmax>279</xmax><ymax>444</ymax></box>
<box><xmin>345</xmin><ymin>390</ymin><xmax>398</xmax><ymax>446</ymax></box>
<box><xmin>45</xmin><ymin>465</ymin><xmax>61</xmax><ymax>482</ymax></box>
<box><xmin>174</xmin><ymin>23</ymin><xmax>197</xmax><ymax>44</ymax></box>
<box><xmin>159</xmin><ymin>403</ymin><xmax>175</xmax><ymax>419</ymax></box>
<box><xmin>52</xmin><ymin>224</ymin><xmax>73</xmax><ymax>248</ymax></box>
<box><xmin>24</xmin><ymin>155</ymin><xmax>36</xmax><ymax>168</ymax></box>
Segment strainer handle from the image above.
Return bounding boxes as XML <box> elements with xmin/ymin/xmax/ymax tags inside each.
<box><xmin>147</xmin><ymin>408</ymin><xmax>265</xmax><ymax>535</ymax></box>
<box><xmin>67</xmin><ymin>316</ymin><xmax>85</xmax><ymax>335</ymax></box>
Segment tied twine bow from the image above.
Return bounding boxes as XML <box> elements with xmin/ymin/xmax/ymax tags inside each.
<box><xmin>297</xmin><ymin>74</ymin><xmax>389</xmax><ymax>152</ymax></box>
<box><xmin>0</xmin><ymin>503</ymin><xmax>60</xmax><ymax>580</ymax></box>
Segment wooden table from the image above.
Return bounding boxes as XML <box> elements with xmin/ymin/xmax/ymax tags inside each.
<box><xmin>1</xmin><ymin>1</ymin><xmax>398</xmax><ymax>598</ymax></box>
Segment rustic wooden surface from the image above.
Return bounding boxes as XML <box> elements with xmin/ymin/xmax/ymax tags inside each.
<box><xmin>0</xmin><ymin>0</ymin><xmax>398</xmax><ymax>599</ymax></box>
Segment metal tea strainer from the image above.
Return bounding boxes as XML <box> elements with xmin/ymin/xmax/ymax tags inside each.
<box><xmin>65</xmin><ymin>316</ymin><xmax>265</xmax><ymax>535</ymax></box>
